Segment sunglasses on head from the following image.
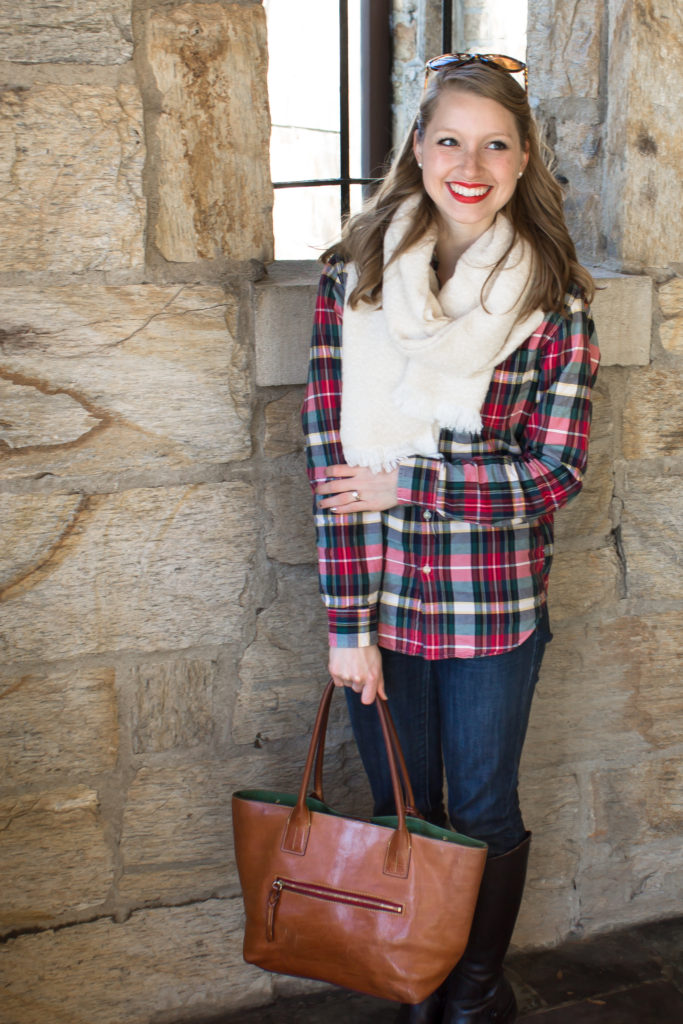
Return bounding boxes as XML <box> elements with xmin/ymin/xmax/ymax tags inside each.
<box><xmin>425</xmin><ymin>53</ymin><xmax>528</xmax><ymax>93</ymax></box>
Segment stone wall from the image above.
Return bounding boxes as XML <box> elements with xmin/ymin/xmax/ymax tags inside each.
<box><xmin>0</xmin><ymin>2</ymin><xmax>682</xmax><ymax>1022</ymax></box>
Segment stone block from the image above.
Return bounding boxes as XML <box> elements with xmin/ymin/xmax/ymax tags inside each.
<box><xmin>0</xmin><ymin>85</ymin><xmax>144</xmax><ymax>273</ymax></box>
<box><xmin>526</xmin><ymin>612</ymin><xmax>683</xmax><ymax>772</ymax></box>
<box><xmin>232</xmin><ymin>573</ymin><xmax>329</xmax><ymax>747</ymax></box>
<box><xmin>659</xmin><ymin>277</ymin><xmax>683</xmax><ymax>316</ymax></box>
<box><xmin>264</xmin><ymin>389</ymin><xmax>306</xmax><ymax>456</ymax></box>
<box><xmin>0</xmin><ymin>786</ymin><xmax>114</xmax><ymax>932</ymax></box>
<box><xmin>123</xmin><ymin>658</ymin><xmax>219</xmax><ymax>754</ymax></box>
<box><xmin>605</xmin><ymin>0</ymin><xmax>683</xmax><ymax>267</ymax></box>
<box><xmin>0</xmin><ymin>2</ymin><xmax>133</xmax><ymax>64</ymax></box>
<box><xmin>120</xmin><ymin>762</ymin><xmax>235</xmax><ymax>901</ymax></box>
<box><xmin>547</xmin><ymin>547</ymin><xmax>621</xmax><ymax>623</ymax></box>
<box><xmin>528</xmin><ymin>0</ymin><xmax>602</xmax><ymax>99</ymax></box>
<box><xmin>660</xmin><ymin>316</ymin><xmax>683</xmax><ymax>354</ymax></box>
<box><xmin>0</xmin><ymin>284</ymin><xmax>250</xmax><ymax>485</ymax></box>
<box><xmin>591</xmin><ymin>758</ymin><xmax>683</xmax><ymax>850</ymax></box>
<box><xmin>514</xmin><ymin>770</ymin><xmax>581</xmax><ymax>948</ymax></box>
<box><xmin>0</xmin><ymin>667</ymin><xmax>117</xmax><ymax>786</ymax></box>
<box><xmin>621</xmin><ymin>475</ymin><xmax>682</xmax><ymax>600</ymax></box>
<box><xmin>146</xmin><ymin>2</ymin><xmax>273</xmax><ymax>263</ymax></box>
<box><xmin>254</xmin><ymin>263</ymin><xmax>320</xmax><ymax>385</ymax></box>
<box><xmin>264</xmin><ymin>454</ymin><xmax>318</xmax><ymax>564</ymax></box>
<box><xmin>590</xmin><ymin>273</ymin><xmax>652</xmax><ymax>366</ymax></box>
<box><xmin>0</xmin><ymin>483</ymin><xmax>257</xmax><ymax>662</ymax></box>
<box><xmin>577</xmin><ymin>836</ymin><xmax>683</xmax><ymax>936</ymax></box>
<box><xmin>622</xmin><ymin>364</ymin><xmax>683</xmax><ymax>460</ymax></box>
<box><xmin>0</xmin><ymin>898</ymin><xmax>272</xmax><ymax>1024</ymax></box>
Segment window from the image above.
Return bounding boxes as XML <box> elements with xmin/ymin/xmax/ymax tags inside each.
<box><xmin>264</xmin><ymin>0</ymin><xmax>391</xmax><ymax>260</ymax></box>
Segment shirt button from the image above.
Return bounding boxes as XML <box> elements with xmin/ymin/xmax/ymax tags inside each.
<box><xmin>423</xmin><ymin>511</ymin><xmax>432</xmax><ymax>520</ymax></box>
<box><xmin>422</xmin><ymin>565</ymin><xmax>432</xmax><ymax>575</ymax></box>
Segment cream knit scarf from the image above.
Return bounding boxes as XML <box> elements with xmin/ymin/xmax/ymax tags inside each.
<box><xmin>340</xmin><ymin>195</ymin><xmax>545</xmax><ymax>472</ymax></box>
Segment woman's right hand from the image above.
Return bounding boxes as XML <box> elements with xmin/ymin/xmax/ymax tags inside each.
<box><xmin>329</xmin><ymin>645</ymin><xmax>387</xmax><ymax>705</ymax></box>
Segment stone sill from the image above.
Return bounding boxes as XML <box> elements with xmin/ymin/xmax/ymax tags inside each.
<box><xmin>254</xmin><ymin>261</ymin><xmax>652</xmax><ymax>387</ymax></box>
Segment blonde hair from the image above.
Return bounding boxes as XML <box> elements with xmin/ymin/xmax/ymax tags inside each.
<box><xmin>323</xmin><ymin>63</ymin><xmax>594</xmax><ymax>315</ymax></box>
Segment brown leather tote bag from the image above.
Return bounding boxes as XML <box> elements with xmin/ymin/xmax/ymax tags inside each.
<box><xmin>232</xmin><ymin>680</ymin><xmax>487</xmax><ymax>1004</ymax></box>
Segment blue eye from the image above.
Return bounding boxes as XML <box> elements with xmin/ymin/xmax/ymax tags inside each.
<box><xmin>437</xmin><ymin>137</ymin><xmax>459</xmax><ymax>147</ymax></box>
<box><xmin>487</xmin><ymin>140</ymin><xmax>509</xmax><ymax>150</ymax></box>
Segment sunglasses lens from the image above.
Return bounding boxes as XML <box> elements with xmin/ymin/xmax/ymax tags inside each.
<box><xmin>489</xmin><ymin>55</ymin><xmax>525</xmax><ymax>72</ymax></box>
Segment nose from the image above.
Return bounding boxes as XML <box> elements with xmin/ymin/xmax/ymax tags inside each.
<box><xmin>457</xmin><ymin>146</ymin><xmax>483</xmax><ymax>178</ymax></box>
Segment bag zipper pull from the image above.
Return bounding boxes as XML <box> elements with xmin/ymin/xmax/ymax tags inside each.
<box><xmin>266</xmin><ymin>879</ymin><xmax>284</xmax><ymax>941</ymax></box>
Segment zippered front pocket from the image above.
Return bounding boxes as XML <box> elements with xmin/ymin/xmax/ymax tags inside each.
<box><xmin>266</xmin><ymin>877</ymin><xmax>404</xmax><ymax>941</ymax></box>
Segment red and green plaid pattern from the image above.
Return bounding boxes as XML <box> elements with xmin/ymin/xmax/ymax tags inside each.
<box><xmin>302</xmin><ymin>257</ymin><xmax>600</xmax><ymax>659</ymax></box>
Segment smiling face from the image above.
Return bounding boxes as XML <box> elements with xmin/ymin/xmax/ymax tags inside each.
<box><xmin>413</xmin><ymin>87</ymin><xmax>529</xmax><ymax>250</ymax></box>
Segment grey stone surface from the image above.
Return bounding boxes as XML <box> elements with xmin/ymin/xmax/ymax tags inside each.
<box><xmin>0</xmin><ymin>667</ymin><xmax>118</xmax><ymax>785</ymax></box>
<box><xmin>0</xmin><ymin>785</ymin><xmax>114</xmax><ymax>933</ymax></box>
<box><xmin>0</xmin><ymin>483</ymin><xmax>257</xmax><ymax>661</ymax></box>
<box><xmin>0</xmin><ymin>899</ymin><xmax>272</xmax><ymax>1024</ymax></box>
<box><xmin>146</xmin><ymin>2</ymin><xmax>273</xmax><ymax>264</ymax></box>
<box><xmin>254</xmin><ymin>264</ymin><xmax>320</xmax><ymax>386</ymax></box>
<box><xmin>0</xmin><ymin>284</ymin><xmax>251</xmax><ymax>485</ymax></box>
<box><xmin>0</xmin><ymin>2</ymin><xmax>133</xmax><ymax>64</ymax></box>
<box><xmin>0</xmin><ymin>84</ymin><xmax>144</xmax><ymax>273</ymax></box>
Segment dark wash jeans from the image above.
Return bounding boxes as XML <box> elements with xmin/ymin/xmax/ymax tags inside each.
<box><xmin>345</xmin><ymin>606</ymin><xmax>552</xmax><ymax>858</ymax></box>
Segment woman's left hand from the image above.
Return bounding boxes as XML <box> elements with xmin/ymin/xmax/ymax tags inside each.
<box><xmin>316</xmin><ymin>464</ymin><xmax>399</xmax><ymax>513</ymax></box>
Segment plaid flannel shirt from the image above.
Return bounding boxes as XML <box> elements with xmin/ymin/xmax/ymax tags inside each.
<box><xmin>302</xmin><ymin>256</ymin><xmax>600</xmax><ymax>659</ymax></box>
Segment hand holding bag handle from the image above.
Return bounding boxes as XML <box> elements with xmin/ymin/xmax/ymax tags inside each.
<box><xmin>309</xmin><ymin>682</ymin><xmax>423</xmax><ymax>819</ymax></box>
<box><xmin>282</xmin><ymin>679</ymin><xmax>412</xmax><ymax>876</ymax></box>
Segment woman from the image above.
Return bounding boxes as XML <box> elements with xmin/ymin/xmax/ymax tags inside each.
<box><xmin>302</xmin><ymin>54</ymin><xmax>599</xmax><ymax>1024</ymax></box>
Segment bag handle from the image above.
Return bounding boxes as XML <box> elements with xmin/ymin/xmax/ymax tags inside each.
<box><xmin>309</xmin><ymin>685</ymin><xmax>422</xmax><ymax>819</ymax></box>
<box><xmin>281</xmin><ymin>680</ymin><xmax>412</xmax><ymax>877</ymax></box>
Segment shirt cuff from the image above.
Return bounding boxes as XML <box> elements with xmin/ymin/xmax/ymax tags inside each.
<box><xmin>327</xmin><ymin>606</ymin><xmax>378</xmax><ymax>648</ymax></box>
<box><xmin>396</xmin><ymin>457</ymin><xmax>443</xmax><ymax>511</ymax></box>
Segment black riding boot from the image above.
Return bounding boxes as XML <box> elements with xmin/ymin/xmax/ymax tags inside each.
<box><xmin>442</xmin><ymin>832</ymin><xmax>531</xmax><ymax>1024</ymax></box>
<box><xmin>395</xmin><ymin>985</ymin><xmax>446</xmax><ymax>1024</ymax></box>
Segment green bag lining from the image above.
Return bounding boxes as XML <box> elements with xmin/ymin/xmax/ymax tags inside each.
<box><xmin>233</xmin><ymin>789</ymin><xmax>487</xmax><ymax>850</ymax></box>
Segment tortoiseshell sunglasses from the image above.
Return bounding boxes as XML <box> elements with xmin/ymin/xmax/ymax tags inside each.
<box><xmin>425</xmin><ymin>52</ymin><xmax>528</xmax><ymax>92</ymax></box>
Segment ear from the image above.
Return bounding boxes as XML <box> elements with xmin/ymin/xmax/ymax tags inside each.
<box><xmin>413</xmin><ymin>129</ymin><xmax>423</xmax><ymax>168</ymax></box>
<box><xmin>520</xmin><ymin>139</ymin><xmax>530</xmax><ymax>174</ymax></box>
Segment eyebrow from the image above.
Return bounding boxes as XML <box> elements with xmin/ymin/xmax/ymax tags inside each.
<box><xmin>430</xmin><ymin>125</ymin><xmax>515</xmax><ymax>137</ymax></box>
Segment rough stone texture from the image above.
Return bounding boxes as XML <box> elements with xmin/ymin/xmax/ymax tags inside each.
<box><xmin>0</xmin><ymin>899</ymin><xmax>272</xmax><ymax>1024</ymax></box>
<box><xmin>547</xmin><ymin>547</ymin><xmax>621</xmax><ymax>623</ymax></box>
<box><xmin>265</xmin><ymin>455</ymin><xmax>318</xmax><ymax>564</ymax></box>
<box><xmin>525</xmin><ymin>611</ymin><xmax>683</xmax><ymax>773</ymax></box>
<box><xmin>659</xmin><ymin>277</ymin><xmax>683</xmax><ymax>316</ymax></box>
<box><xmin>590</xmin><ymin>273</ymin><xmax>652</xmax><ymax>366</ymax></box>
<box><xmin>620</xmin><ymin>475</ymin><xmax>682</xmax><ymax>601</ymax></box>
<box><xmin>119</xmin><ymin>761</ymin><xmax>236</xmax><ymax>903</ymax></box>
<box><xmin>622</xmin><ymin>365</ymin><xmax>683</xmax><ymax>460</ymax></box>
<box><xmin>0</xmin><ymin>285</ymin><xmax>250</xmax><ymax>485</ymax></box>
<box><xmin>264</xmin><ymin>389</ymin><xmax>306</xmax><ymax>456</ymax></box>
<box><xmin>0</xmin><ymin>84</ymin><xmax>144</xmax><ymax>273</ymax></box>
<box><xmin>0</xmin><ymin>2</ymin><xmax>133</xmax><ymax>64</ymax></box>
<box><xmin>604</xmin><ymin>0</ymin><xmax>683</xmax><ymax>268</ymax></box>
<box><xmin>0</xmin><ymin>786</ymin><xmax>114</xmax><ymax>932</ymax></box>
<box><xmin>514</xmin><ymin>771</ymin><xmax>582</xmax><ymax>948</ymax></box>
<box><xmin>0</xmin><ymin>667</ymin><xmax>118</xmax><ymax>785</ymax></box>
<box><xmin>254</xmin><ymin>264</ymin><xmax>319</xmax><ymax>386</ymax></box>
<box><xmin>146</xmin><ymin>2</ymin><xmax>273</xmax><ymax>263</ymax></box>
<box><xmin>232</xmin><ymin>573</ymin><xmax>329</xmax><ymax>747</ymax></box>
<box><xmin>528</xmin><ymin>0</ymin><xmax>602</xmax><ymax>99</ymax></box>
<box><xmin>0</xmin><ymin>483</ymin><xmax>257</xmax><ymax>661</ymax></box>
<box><xmin>125</xmin><ymin>657</ymin><xmax>219</xmax><ymax>755</ymax></box>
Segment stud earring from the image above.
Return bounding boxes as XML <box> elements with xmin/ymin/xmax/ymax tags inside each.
<box><xmin>517</xmin><ymin>171</ymin><xmax>523</xmax><ymax>178</ymax></box>
<box><xmin>418</xmin><ymin>162</ymin><xmax>423</xmax><ymax>168</ymax></box>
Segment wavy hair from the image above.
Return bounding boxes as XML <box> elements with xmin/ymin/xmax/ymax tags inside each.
<box><xmin>322</xmin><ymin>62</ymin><xmax>594</xmax><ymax>315</ymax></box>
